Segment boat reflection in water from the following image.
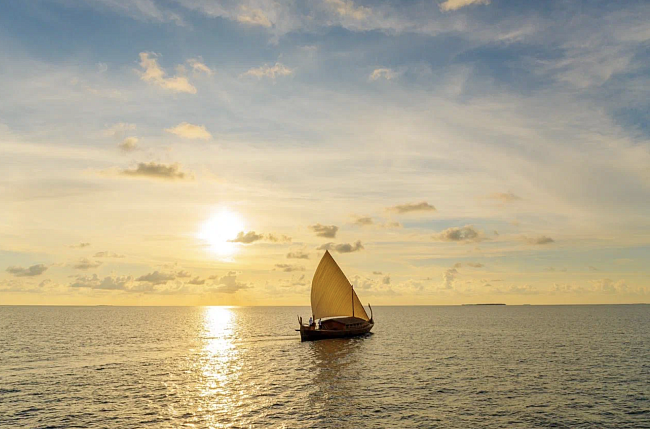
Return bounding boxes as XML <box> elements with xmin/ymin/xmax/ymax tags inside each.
<box><xmin>299</xmin><ymin>251</ymin><xmax>374</xmax><ymax>341</ymax></box>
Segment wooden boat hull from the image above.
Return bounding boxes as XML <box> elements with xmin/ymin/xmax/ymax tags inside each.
<box><xmin>299</xmin><ymin>322</ymin><xmax>373</xmax><ymax>342</ymax></box>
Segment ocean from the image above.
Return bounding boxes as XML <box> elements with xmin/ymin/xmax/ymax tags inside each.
<box><xmin>1</xmin><ymin>305</ymin><xmax>648</xmax><ymax>428</ymax></box>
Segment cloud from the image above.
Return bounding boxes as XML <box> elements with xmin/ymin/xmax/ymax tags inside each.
<box><xmin>318</xmin><ymin>240</ymin><xmax>364</xmax><ymax>253</ymax></box>
<box><xmin>93</xmin><ymin>252</ymin><xmax>125</xmax><ymax>258</ymax></box>
<box><xmin>165</xmin><ymin>122</ymin><xmax>212</xmax><ymax>140</ymax></box>
<box><xmin>325</xmin><ymin>0</ymin><xmax>369</xmax><ymax>20</ymax></box>
<box><xmin>6</xmin><ymin>264</ymin><xmax>48</xmax><ymax>277</ymax></box>
<box><xmin>442</xmin><ymin>268</ymin><xmax>458</xmax><ymax>289</ymax></box>
<box><xmin>275</xmin><ymin>264</ymin><xmax>305</xmax><ymax>272</ymax></box>
<box><xmin>187</xmin><ymin>58</ymin><xmax>212</xmax><ymax>75</ymax></box>
<box><xmin>237</xmin><ymin>6</ymin><xmax>272</xmax><ymax>27</ymax></box>
<box><xmin>211</xmin><ymin>272</ymin><xmax>249</xmax><ymax>294</ymax></box>
<box><xmin>138</xmin><ymin>52</ymin><xmax>196</xmax><ymax>94</ymax></box>
<box><xmin>73</xmin><ymin>258</ymin><xmax>102</xmax><ymax>270</ymax></box>
<box><xmin>382</xmin><ymin>221</ymin><xmax>402</xmax><ymax>228</ymax></box>
<box><xmin>309</xmin><ymin>223</ymin><xmax>339</xmax><ymax>238</ymax></box>
<box><xmin>267</xmin><ymin>233</ymin><xmax>292</xmax><ymax>243</ymax></box>
<box><xmin>388</xmin><ymin>202</ymin><xmax>436</xmax><ymax>214</ymax></box>
<box><xmin>136</xmin><ymin>271</ymin><xmax>176</xmax><ymax>285</ymax></box>
<box><xmin>118</xmin><ymin>137</ymin><xmax>138</xmax><ymax>152</ymax></box>
<box><xmin>287</xmin><ymin>251</ymin><xmax>310</xmax><ymax>259</ymax></box>
<box><xmin>439</xmin><ymin>0</ymin><xmax>490</xmax><ymax>12</ymax></box>
<box><xmin>241</xmin><ymin>62</ymin><xmax>293</xmax><ymax>80</ymax></box>
<box><xmin>103</xmin><ymin>123</ymin><xmax>136</xmax><ymax>139</ymax></box>
<box><xmin>434</xmin><ymin>225</ymin><xmax>484</xmax><ymax>243</ymax></box>
<box><xmin>188</xmin><ymin>276</ymin><xmax>205</xmax><ymax>285</ymax></box>
<box><xmin>382</xmin><ymin>275</ymin><xmax>391</xmax><ymax>285</ymax></box>
<box><xmin>119</xmin><ymin>162</ymin><xmax>192</xmax><ymax>181</ymax></box>
<box><xmin>175</xmin><ymin>270</ymin><xmax>192</xmax><ymax>278</ymax></box>
<box><xmin>373</xmin><ymin>271</ymin><xmax>383</xmax><ymax>275</ymax></box>
<box><xmin>488</xmin><ymin>192</ymin><xmax>521</xmax><ymax>203</ymax></box>
<box><xmin>369</xmin><ymin>68</ymin><xmax>398</xmax><ymax>81</ymax></box>
<box><xmin>70</xmin><ymin>274</ymin><xmax>133</xmax><ymax>290</ymax></box>
<box><xmin>524</xmin><ymin>235</ymin><xmax>555</xmax><ymax>245</ymax></box>
<box><xmin>467</xmin><ymin>262</ymin><xmax>484</xmax><ymax>268</ymax></box>
<box><xmin>353</xmin><ymin>216</ymin><xmax>374</xmax><ymax>226</ymax></box>
<box><xmin>70</xmin><ymin>242</ymin><xmax>91</xmax><ymax>248</ymax></box>
<box><xmin>229</xmin><ymin>231</ymin><xmax>264</xmax><ymax>244</ymax></box>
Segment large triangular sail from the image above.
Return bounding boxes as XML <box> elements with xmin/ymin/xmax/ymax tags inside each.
<box><xmin>311</xmin><ymin>251</ymin><xmax>370</xmax><ymax>321</ymax></box>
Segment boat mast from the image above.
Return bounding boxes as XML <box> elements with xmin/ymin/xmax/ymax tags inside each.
<box><xmin>351</xmin><ymin>282</ymin><xmax>354</xmax><ymax>317</ymax></box>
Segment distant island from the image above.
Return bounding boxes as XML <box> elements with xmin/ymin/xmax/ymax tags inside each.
<box><xmin>462</xmin><ymin>303</ymin><xmax>506</xmax><ymax>306</ymax></box>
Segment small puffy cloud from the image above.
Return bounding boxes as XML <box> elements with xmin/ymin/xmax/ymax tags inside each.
<box><xmin>588</xmin><ymin>265</ymin><xmax>598</xmax><ymax>271</ymax></box>
<box><xmin>267</xmin><ymin>234</ymin><xmax>292</xmax><ymax>243</ymax></box>
<box><xmin>434</xmin><ymin>225</ymin><xmax>484</xmax><ymax>243</ymax></box>
<box><xmin>325</xmin><ymin>0</ymin><xmax>369</xmax><ymax>20</ymax></box>
<box><xmin>241</xmin><ymin>62</ymin><xmax>293</xmax><ymax>80</ymax></box>
<box><xmin>138</xmin><ymin>52</ymin><xmax>196</xmax><ymax>94</ymax></box>
<box><xmin>353</xmin><ymin>216</ymin><xmax>374</xmax><ymax>226</ymax></box>
<box><xmin>439</xmin><ymin>0</ymin><xmax>490</xmax><ymax>12</ymax></box>
<box><xmin>70</xmin><ymin>274</ymin><xmax>133</xmax><ymax>290</ymax></box>
<box><xmin>165</xmin><ymin>122</ymin><xmax>212</xmax><ymax>140</ymax></box>
<box><xmin>70</xmin><ymin>242</ymin><xmax>91</xmax><ymax>248</ymax></box>
<box><xmin>119</xmin><ymin>162</ymin><xmax>192</xmax><ymax>181</ymax></box>
<box><xmin>309</xmin><ymin>223</ymin><xmax>339</xmax><ymax>238</ymax></box>
<box><xmin>136</xmin><ymin>271</ymin><xmax>175</xmax><ymax>285</ymax></box>
<box><xmin>373</xmin><ymin>271</ymin><xmax>383</xmax><ymax>275</ymax></box>
<box><xmin>93</xmin><ymin>252</ymin><xmax>125</xmax><ymax>258</ymax></box>
<box><xmin>382</xmin><ymin>221</ymin><xmax>402</xmax><ymax>228</ymax></box>
<box><xmin>73</xmin><ymin>258</ymin><xmax>102</xmax><ymax>270</ymax></box>
<box><xmin>6</xmin><ymin>264</ymin><xmax>48</xmax><ymax>277</ymax></box>
<box><xmin>369</xmin><ymin>68</ymin><xmax>398</xmax><ymax>81</ymax></box>
<box><xmin>175</xmin><ymin>270</ymin><xmax>192</xmax><ymax>278</ymax></box>
<box><xmin>442</xmin><ymin>268</ymin><xmax>458</xmax><ymax>289</ymax></box>
<box><xmin>524</xmin><ymin>235</ymin><xmax>555</xmax><ymax>245</ymax></box>
<box><xmin>237</xmin><ymin>7</ymin><xmax>272</xmax><ymax>27</ymax></box>
<box><xmin>318</xmin><ymin>240</ymin><xmax>364</xmax><ymax>253</ymax></box>
<box><xmin>382</xmin><ymin>275</ymin><xmax>391</xmax><ymax>285</ymax></box>
<box><xmin>388</xmin><ymin>202</ymin><xmax>436</xmax><ymax>214</ymax></box>
<box><xmin>187</xmin><ymin>58</ymin><xmax>212</xmax><ymax>75</ymax></box>
<box><xmin>211</xmin><ymin>272</ymin><xmax>249</xmax><ymax>294</ymax></box>
<box><xmin>188</xmin><ymin>276</ymin><xmax>205</xmax><ymax>285</ymax></box>
<box><xmin>503</xmin><ymin>284</ymin><xmax>539</xmax><ymax>295</ymax></box>
<box><xmin>275</xmin><ymin>264</ymin><xmax>305</xmax><ymax>272</ymax></box>
<box><xmin>488</xmin><ymin>192</ymin><xmax>521</xmax><ymax>203</ymax></box>
<box><xmin>229</xmin><ymin>231</ymin><xmax>264</xmax><ymax>244</ymax></box>
<box><xmin>119</xmin><ymin>137</ymin><xmax>138</xmax><ymax>152</ymax></box>
<box><xmin>287</xmin><ymin>251</ymin><xmax>310</xmax><ymax>259</ymax></box>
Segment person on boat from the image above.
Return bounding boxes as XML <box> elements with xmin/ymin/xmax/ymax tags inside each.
<box><xmin>318</xmin><ymin>319</ymin><xmax>322</xmax><ymax>329</ymax></box>
<box><xmin>309</xmin><ymin>316</ymin><xmax>313</xmax><ymax>328</ymax></box>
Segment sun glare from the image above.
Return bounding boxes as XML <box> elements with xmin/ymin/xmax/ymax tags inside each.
<box><xmin>198</xmin><ymin>209</ymin><xmax>245</xmax><ymax>257</ymax></box>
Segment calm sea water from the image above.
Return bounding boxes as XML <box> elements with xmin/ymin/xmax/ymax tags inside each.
<box><xmin>0</xmin><ymin>305</ymin><xmax>648</xmax><ymax>428</ymax></box>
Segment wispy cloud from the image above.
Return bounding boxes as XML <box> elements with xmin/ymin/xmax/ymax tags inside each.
<box><xmin>70</xmin><ymin>242</ymin><xmax>91</xmax><ymax>249</ymax></box>
<box><xmin>488</xmin><ymin>192</ymin><xmax>521</xmax><ymax>203</ymax></box>
<box><xmin>388</xmin><ymin>202</ymin><xmax>436</xmax><ymax>214</ymax></box>
<box><xmin>6</xmin><ymin>264</ymin><xmax>48</xmax><ymax>277</ymax></box>
<box><xmin>119</xmin><ymin>162</ymin><xmax>192</xmax><ymax>181</ymax></box>
<box><xmin>524</xmin><ymin>235</ymin><xmax>555</xmax><ymax>245</ymax></box>
<box><xmin>93</xmin><ymin>252</ymin><xmax>125</xmax><ymax>258</ymax></box>
<box><xmin>439</xmin><ymin>0</ymin><xmax>490</xmax><ymax>12</ymax></box>
<box><xmin>136</xmin><ymin>271</ymin><xmax>175</xmax><ymax>285</ymax></box>
<box><xmin>241</xmin><ymin>62</ymin><xmax>293</xmax><ymax>80</ymax></box>
<box><xmin>287</xmin><ymin>250</ymin><xmax>310</xmax><ymax>259</ymax></box>
<box><xmin>73</xmin><ymin>258</ymin><xmax>102</xmax><ymax>270</ymax></box>
<box><xmin>325</xmin><ymin>0</ymin><xmax>369</xmax><ymax>20</ymax></box>
<box><xmin>275</xmin><ymin>264</ymin><xmax>305</xmax><ymax>272</ymax></box>
<box><xmin>353</xmin><ymin>216</ymin><xmax>374</xmax><ymax>226</ymax></box>
<box><xmin>165</xmin><ymin>122</ymin><xmax>212</xmax><ymax>140</ymax></box>
<box><xmin>237</xmin><ymin>6</ymin><xmax>272</xmax><ymax>27</ymax></box>
<box><xmin>138</xmin><ymin>52</ymin><xmax>196</xmax><ymax>94</ymax></box>
<box><xmin>187</xmin><ymin>58</ymin><xmax>212</xmax><ymax>75</ymax></box>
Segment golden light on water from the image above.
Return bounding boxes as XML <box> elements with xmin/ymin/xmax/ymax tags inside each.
<box><xmin>198</xmin><ymin>209</ymin><xmax>245</xmax><ymax>258</ymax></box>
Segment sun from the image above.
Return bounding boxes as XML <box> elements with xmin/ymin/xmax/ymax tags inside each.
<box><xmin>198</xmin><ymin>209</ymin><xmax>245</xmax><ymax>257</ymax></box>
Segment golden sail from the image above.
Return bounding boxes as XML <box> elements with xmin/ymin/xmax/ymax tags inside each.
<box><xmin>310</xmin><ymin>250</ymin><xmax>370</xmax><ymax>321</ymax></box>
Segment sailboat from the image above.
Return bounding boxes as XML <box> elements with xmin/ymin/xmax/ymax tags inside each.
<box><xmin>298</xmin><ymin>250</ymin><xmax>374</xmax><ymax>341</ymax></box>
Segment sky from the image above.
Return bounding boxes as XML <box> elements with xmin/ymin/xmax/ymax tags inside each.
<box><xmin>1</xmin><ymin>0</ymin><xmax>649</xmax><ymax>306</ymax></box>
